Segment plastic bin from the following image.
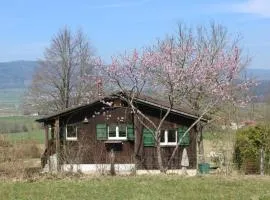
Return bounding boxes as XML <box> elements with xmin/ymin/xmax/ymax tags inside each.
<box><xmin>198</xmin><ymin>163</ymin><xmax>210</xmax><ymax>174</ymax></box>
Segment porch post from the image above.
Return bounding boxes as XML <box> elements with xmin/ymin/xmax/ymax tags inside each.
<box><xmin>44</xmin><ymin>124</ymin><xmax>49</xmax><ymax>149</ymax></box>
<box><xmin>55</xmin><ymin>117</ymin><xmax>61</xmax><ymax>172</ymax></box>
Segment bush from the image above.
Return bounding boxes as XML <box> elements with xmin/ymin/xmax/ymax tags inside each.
<box><xmin>234</xmin><ymin>124</ymin><xmax>270</xmax><ymax>174</ymax></box>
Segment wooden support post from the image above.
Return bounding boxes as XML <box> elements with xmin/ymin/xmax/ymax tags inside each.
<box><xmin>40</xmin><ymin>124</ymin><xmax>50</xmax><ymax>169</ymax></box>
<box><xmin>55</xmin><ymin>118</ymin><xmax>61</xmax><ymax>172</ymax></box>
<box><xmin>45</xmin><ymin>125</ymin><xmax>49</xmax><ymax>150</ymax></box>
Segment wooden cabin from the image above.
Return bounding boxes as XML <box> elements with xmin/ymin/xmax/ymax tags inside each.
<box><xmin>36</xmin><ymin>93</ymin><xmax>207</xmax><ymax>174</ymax></box>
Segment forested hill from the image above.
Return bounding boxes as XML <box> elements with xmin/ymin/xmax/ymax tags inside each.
<box><xmin>246</xmin><ymin>69</ymin><xmax>270</xmax><ymax>81</ymax></box>
<box><xmin>0</xmin><ymin>60</ymin><xmax>269</xmax><ymax>97</ymax></box>
<box><xmin>0</xmin><ymin>61</ymin><xmax>38</xmax><ymax>89</ymax></box>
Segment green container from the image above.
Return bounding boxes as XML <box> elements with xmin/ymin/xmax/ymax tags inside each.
<box><xmin>198</xmin><ymin>163</ymin><xmax>210</xmax><ymax>174</ymax></box>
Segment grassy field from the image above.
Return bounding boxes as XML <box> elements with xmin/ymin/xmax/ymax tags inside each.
<box><xmin>1</xmin><ymin>175</ymin><xmax>270</xmax><ymax>200</ymax></box>
<box><xmin>0</xmin><ymin>88</ymin><xmax>25</xmax><ymax>116</ymax></box>
<box><xmin>0</xmin><ymin>116</ymin><xmax>44</xmax><ymax>144</ymax></box>
<box><xmin>3</xmin><ymin>129</ymin><xmax>44</xmax><ymax>144</ymax></box>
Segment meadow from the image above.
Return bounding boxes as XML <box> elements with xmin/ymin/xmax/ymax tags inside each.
<box><xmin>0</xmin><ymin>88</ymin><xmax>25</xmax><ymax>116</ymax></box>
<box><xmin>0</xmin><ymin>116</ymin><xmax>44</xmax><ymax>143</ymax></box>
<box><xmin>1</xmin><ymin>175</ymin><xmax>270</xmax><ymax>200</ymax></box>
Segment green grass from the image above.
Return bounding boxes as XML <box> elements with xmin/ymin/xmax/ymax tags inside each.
<box><xmin>1</xmin><ymin>176</ymin><xmax>270</xmax><ymax>200</ymax></box>
<box><xmin>0</xmin><ymin>116</ymin><xmax>41</xmax><ymax>133</ymax></box>
<box><xmin>0</xmin><ymin>116</ymin><xmax>44</xmax><ymax>144</ymax></box>
<box><xmin>0</xmin><ymin>88</ymin><xmax>25</xmax><ymax>116</ymax></box>
<box><xmin>0</xmin><ymin>115</ymin><xmax>38</xmax><ymax>124</ymax></box>
<box><xmin>4</xmin><ymin>129</ymin><xmax>44</xmax><ymax>144</ymax></box>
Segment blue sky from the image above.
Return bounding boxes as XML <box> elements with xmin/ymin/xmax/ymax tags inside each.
<box><xmin>0</xmin><ymin>0</ymin><xmax>270</xmax><ymax>68</ymax></box>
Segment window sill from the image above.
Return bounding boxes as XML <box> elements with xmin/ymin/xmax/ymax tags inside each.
<box><xmin>108</xmin><ymin>138</ymin><xmax>127</xmax><ymax>141</ymax></box>
<box><xmin>104</xmin><ymin>140</ymin><xmax>123</xmax><ymax>144</ymax></box>
<box><xmin>160</xmin><ymin>144</ymin><xmax>177</xmax><ymax>147</ymax></box>
<box><xmin>66</xmin><ymin>138</ymin><xmax>78</xmax><ymax>141</ymax></box>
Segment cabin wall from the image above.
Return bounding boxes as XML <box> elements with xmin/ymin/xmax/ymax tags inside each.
<box><xmin>55</xmin><ymin>103</ymin><xmax>197</xmax><ymax>170</ymax></box>
<box><xmin>61</xmin><ymin>107</ymin><xmax>135</xmax><ymax>165</ymax></box>
<box><xmin>134</xmin><ymin>105</ymin><xmax>197</xmax><ymax>169</ymax></box>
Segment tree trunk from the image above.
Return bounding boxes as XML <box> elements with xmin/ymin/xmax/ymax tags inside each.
<box><xmin>196</xmin><ymin>123</ymin><xmax>205</xmax><ymax>163</ymax></box>
<box><xmin>156</xmin><ymin>133</ymin><xmax>165</xmax><ymax>172</ymax></box>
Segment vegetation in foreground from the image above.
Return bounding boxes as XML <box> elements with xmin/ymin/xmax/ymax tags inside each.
<box><xmin>1</xmin><ymin>175</ymin><xmax>270</xmax><ymax>200</ymax></box>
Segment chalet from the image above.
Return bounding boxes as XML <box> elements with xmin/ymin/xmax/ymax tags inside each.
<box><xmin>36</xmin><ymin>93</ymin><xmax>207</xmax><ymax>175</ymax></box>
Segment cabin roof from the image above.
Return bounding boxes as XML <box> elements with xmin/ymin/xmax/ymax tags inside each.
<box><xmin>36</xmin><ymin>93</ymin><xmax>209</xmax><ymax>123</ymax></box>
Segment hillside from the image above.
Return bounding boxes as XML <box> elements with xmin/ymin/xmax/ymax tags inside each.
<box><xmin>0</xmin><ymin>60</ymin><xmax>38</xmax><ymax>89</ymax></box>
<box><xmin>0</xmin><ymin>60</ymin><xmax>269</xmax><ymax>115</ymax></box>
<box><xmin>246</xmin><ymin>69</ymin><xmax>270</xmax><ymax>81</ymax></box>
<box><xmin>0</xmin><ymin>61</ymin><xmax>38</xmax><ymax>115</ymax></box>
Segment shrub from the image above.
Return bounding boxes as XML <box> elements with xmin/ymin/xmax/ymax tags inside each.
<box><xmin>234</xmin><ymin>124</ymin><xmax>270</xmax><ymax>174</ymax></box>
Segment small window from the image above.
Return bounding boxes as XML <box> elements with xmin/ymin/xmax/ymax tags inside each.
<box><xmin>160</xmin><ymin>129</ymin><xmax>177</xmax><ymax>146</ymax></box>
<box><xmin>66</xmin><ymin>125</ymin><xmax>77</xmax><ymax>141</ymax></box>
<box><xmin>108</xmin><ymin>124</ymin><xmax>127</xmax><ymax>140</ymax></box>
<box><xmin>118</xmin><ymin>124</ymin><xmax>126</xmax><ymax>138</ymax></box>
<box><xmin>168</xmin><ymin>130</ymin><xmax>177</xmax><ymax>143</ymax></box>
<box><xmin>160</xmin><ymin>130</ymin><xmax>165</xmax><ymax>143</ymax></box>
<box><xmin>108</xmin><ymin>124</ymin><xmax>117</xmax><ymax>138</ymax></box>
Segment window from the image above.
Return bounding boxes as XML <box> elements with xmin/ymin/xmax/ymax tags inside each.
<box><xmin>160</xmin><ymin>129</ymin><xmax>177</xmax><ymax>146</ymax></box>
<box><xmin>108</xmin><ymin>124</ymin><xmax>127</xmax><ymax>140</ymax></box>
<box><xmin>108</xmin><ymin>124</ymin><xmax>117</xmax><ymax>138</ymax></box>
<box><xmin>66</xmin><ymin>125</ymin><xmax>77</xmax><ymax>141</ymax></box>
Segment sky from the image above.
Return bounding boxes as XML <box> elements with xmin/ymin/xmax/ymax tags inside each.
<box><xmin>0</xmin><ymin>0</ymin><xmax>270</xmax><ymax>69</ymax></box>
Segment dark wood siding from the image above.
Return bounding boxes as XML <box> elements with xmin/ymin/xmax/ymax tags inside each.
<box><xmin>134</xmin><ymin>104</ymin><xmax>197</xmax><ymax>169</ymax></box>
<box><xmin>60</xmin><ymin>106</ymin><xmax>135</xmax><ymax>164</ymax></box>
<box><xmin>54</xmin><ymin>101</ymin><xmax>197</xmax><ymax>169</ymax></box>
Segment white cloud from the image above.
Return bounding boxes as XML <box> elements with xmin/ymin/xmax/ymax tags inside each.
<box><xmin>232</xmin><ymin>0</ymin><xmax>270</xmax><ymax>17</ymax></box>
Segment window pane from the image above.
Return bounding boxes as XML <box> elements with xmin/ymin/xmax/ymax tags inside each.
<box><xmin>67</xmin><ymin>125</ymin><xmax>77</xmax><ymax>138</ymax></box>
<box><xmin>160</xmin><ymin>130</ymin><xmax>165</xmax><ymax>143</ymax></box>
<box><xmin>168</xmin><ymin>130</ymin><xmax>176</xmax><ymax>143</ymax></box>
<box><xmin>118</xmin><ymin>124</ymin><xmax>126</xmax><ymax>137</ymax></box>
<box><xmin>108</xmin><ymin>124</ymin><xmax>117</xmax><ymax>137</ymax></box>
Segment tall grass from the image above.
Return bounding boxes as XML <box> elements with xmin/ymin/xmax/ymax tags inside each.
<box><xmin>0</xmin><ymin>136</ymin><xmax>42</xmax><ymax>179</ymax></box>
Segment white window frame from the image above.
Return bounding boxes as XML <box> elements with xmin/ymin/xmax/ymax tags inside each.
<box><xmin>108</xmin><ymin>124</ymin><xmax>127</xmax><ymax>140</ymax></box>
<box><xmin>66</xmin><ymin>125</ymin><xmax>78</xmax><ymax>141</ymax></box>
<box><xmin>160</xmin><ymin>130</ymin><xmax>177</xmax><ymax>146</ymax></box>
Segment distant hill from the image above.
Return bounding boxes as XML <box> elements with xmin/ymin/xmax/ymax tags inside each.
<box><xmin>0</xmin><ymin>60</ymin><xmax>38</xmax><ymax>89</ymax></box>
<box><xmin>246</xmin><ymin>68</ymin><xmax>270</xmax><ymax>81</ymax></box>
<box><xmin>0</xmin><ymin>60</ymin><xmax>269</xmax><ymax>97</ymax></box>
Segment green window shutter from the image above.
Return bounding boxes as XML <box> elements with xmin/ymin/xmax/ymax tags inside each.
<box><xmin>96</xmin><ymin>124</ymin><xmax>107</xmax><ymax>140</ymax></box>
<box><xmin>143</xmin><ymin>128</ymin><xmax>155</xmax><ymax>147</ymax></box>
<box><xmin>127</xmin><ymin>124</ymin><xmax>135</xmax><ymax>140</ymax></box>
<box><xmin>178</xmin><ymin>127</ymin><xmax>190</xmax><ymax>146</ymax></box>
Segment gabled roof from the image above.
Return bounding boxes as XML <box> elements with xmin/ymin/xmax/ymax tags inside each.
<box><xmin>36</xmin><ymin>93</ymin><xmax>208</xmax><ymax>123</ymax></box>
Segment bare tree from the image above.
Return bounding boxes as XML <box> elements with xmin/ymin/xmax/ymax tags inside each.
<box><xmin>25</xmin><ymin>27</ymin><xmax>97</xmax><ymax>113</ymax></box>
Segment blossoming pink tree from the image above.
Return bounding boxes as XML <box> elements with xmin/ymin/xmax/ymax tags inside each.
<box><xmin>98</xmin><ymin>23</ymin><xmax>253</xmax><ymax>172</ymax></box>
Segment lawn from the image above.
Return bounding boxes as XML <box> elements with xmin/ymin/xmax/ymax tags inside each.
<box><xmin>4</xmin><ymin>129</ymin><xmax>44</xmax><ymax>144</ymax></box>
<box><xmin>1</xmin><ymin>175</ymin><xmax>270</xmax><ymax>200</ymax></box>
<box><xmin>0</xmin><ymin>116</ymin><xmax>44</xmax><ymax>144</ymax></box>
<box><xmin>0</xmin><ymin>88</ymin><xmax>25</xmax><ymax>116</ymax></box>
